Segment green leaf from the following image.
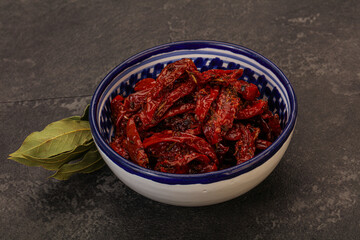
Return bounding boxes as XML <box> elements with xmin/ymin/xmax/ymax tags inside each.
<box><xmin>8</xmin><ymin>104</ymin><xmax>105</xmax><ymax>180</ymax></box>
<box><xmin>10</xmin><ymin>118</ymin><xmax>92</xmax><ymax>159</ymax></box>
<box><xmin>69</xmin><ymin>104</ymin><xmax>90</xmax><ymax>121</ymax></box>
<box><xmin>22</xmin><ymin>141</ymin><xmax>95</xmax><ymax>170</ymax></box>
<box><xmin>50</xmin><ymin>146</ymin><xmax>105</xmax><ymax>180</ymax></box>
<box><xmin>80</xmin><ymin>104</ymin><xmax>90</xmax><ymax>121</ymax></box>
<box><xmin>8</xmin><ymin>155</ymin><xmax>45</xmax><ymax>167</ymax></box>
<box><xmin>80</xmin><ymin>159</ymin><xmax>105</xmax><ymax>174</ymax></box>
<box><xmin>22</xmin><ymin>140</ymin><xmax>94</xmax><ymax>163</ymax></box>
<box><xmin>68</xmin><ymin>116</ymin><xmax>81</xmax><ymax>120</ymax></box>
<box><xmin>66</xmin><ymin>105</ymin><xmax>89</xmax><ymax>121</ymax></box>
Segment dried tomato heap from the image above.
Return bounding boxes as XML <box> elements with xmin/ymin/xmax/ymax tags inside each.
<box><xmin>109</xmin><ymin>58</ymin><xmax>282</xmax><ymax>174</ymax></box>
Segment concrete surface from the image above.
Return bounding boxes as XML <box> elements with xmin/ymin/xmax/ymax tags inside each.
<box><xmin>1</xmin><ymin>0</ymin><xmax>359</xmax><ymax>239</ymax></box>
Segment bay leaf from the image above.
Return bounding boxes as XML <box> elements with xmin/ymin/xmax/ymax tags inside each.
<box><xmin>8</xmin><ymin>104</ymin><xmax>105</xmax><ymax>180</ymax></box>
<box><xmin>22</xmin><ymin>142</ymin><xmax>95</xmax><ymax>170</ymax></box>
<box><xmin>8</xmin><ymin>142</ymin><xmax>93</xmax><ymax>170</ymax></box>
<box><xmin>67</xmin><ymin>105</ymin><xmax>89</xmax><ymax>121</ymax></box>
<box><xmin>50</xmin><ymin>146</ymin><xmax>105</xmax><ymax>180</ymax></box>
<box><xmin>22</xmin><ymin>140</ymin><xmax>94</xmax><ymax>164</ymax></box>
<box><xmin>8</xmin><ymin>155</ymin><xmax>45</xmax><ymax>167</ymax></box>
<box><xmin>80</xmin><ymin>159</ymin><xmax>105</xmax><ymax>174</ymax></box>
<box><xmin>68</xmin><ymin>116</ymin><xmax>81</xmax><ymax>120</ymax></box>
<box><xmin>80</xmin><ymin>104</ymin><xmax>90</xmax><ymax>121</ymax></box>
<box><xmin>10</xmin><ymin>118</ymin><xmax>92</xmax><ymax>159</ymax></box>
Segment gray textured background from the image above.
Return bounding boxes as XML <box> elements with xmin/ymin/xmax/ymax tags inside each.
<box><xmin>1</xmin><ymin>0</ymin><xmax>359</xmax><ymax>239</ymax></box>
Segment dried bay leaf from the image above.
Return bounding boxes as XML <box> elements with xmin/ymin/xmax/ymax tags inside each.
<box><xmin>9</xmin><ymin>105</ymin><xmax>105</xmax><ymax>180</ymax></box>
<box><xmin>22</xmin><ymin>142</ymin><xmax>95</xmax><ymax>170</ymax></box>
<box><xmin>50</xmin><ymin>146</ymin><xmax>105</xmax><ymax>180</ymax></box>
<box><xmin>68</xmin><ymin>105</ymin><xmax>89</xmax><ymax>121</ymax></box>
<box><xmin>8</xmin><ymin>155</ymin><xmax>45</xmax><ymax>167</ymax></box>
<box><xmin>22</xmin><ymin>140</ymin><xmax>94</xmax><ymax>164</ymax></box>
<box><xmin>80</xmin><ymin>104</ymin><xmax>90</xmax><ymax>121</ymax></box>
<box><xmin>80</xmin><ymin>159</ymin><xmax>105</xmax><ymax>174</ymax></box>
<box><xmin>10</xmin><ymin>118</ymin><xmax>92</xmax><ymax>159</ymax></box>
<box><xmin>68</xmin><ymin>116</ymin><xmax>81</xmax><ymax>121</ymax></box>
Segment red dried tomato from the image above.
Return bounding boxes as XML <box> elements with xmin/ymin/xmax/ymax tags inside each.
<box><xmin>109</xmin><ymin>59</ymin><xmax>282</xmax><ymax>173</ymax></box>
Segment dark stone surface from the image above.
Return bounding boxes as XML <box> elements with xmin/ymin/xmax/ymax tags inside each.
<box><xmin>1</xmin><ymin>0</ymin><xmax>359</xmax><ymax>239</ymax></box>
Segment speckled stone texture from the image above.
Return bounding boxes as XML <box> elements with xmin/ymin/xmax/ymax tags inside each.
<box><xmin>1</xmin><ymin>0</ymin><xmax>359</xmax><ymax>239</ymax></box>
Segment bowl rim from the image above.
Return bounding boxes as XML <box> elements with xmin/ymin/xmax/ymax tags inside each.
<box><xmin>89</xmin><ymin>40</ymin><xmax>298</xmax><ymax>185</ymax></box>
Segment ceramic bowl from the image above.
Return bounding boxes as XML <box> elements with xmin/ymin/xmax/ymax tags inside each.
<box><xmin>89</xmin><ymin>41</ymin><xmax>297</xmax><ymax>206</ymax></box>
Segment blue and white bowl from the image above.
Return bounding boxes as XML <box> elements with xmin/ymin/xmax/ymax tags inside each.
<box><xmin>89</xmin><ymin>41</ymin><xmax>297</xmax><ymax>206</ymax></box>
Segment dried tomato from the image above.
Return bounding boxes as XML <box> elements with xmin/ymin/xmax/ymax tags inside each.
<box><xmin>109</xmin><ymin>58</ymin><xmax>282</xmax><ymax>174</ymax></box>
<box><xmin>203</xmin><ymin>86</ymin><xmax>239</xmax><ymax>145</ymax></box>
<box><xmin>134</xmin><ymin>78</ymin><xmax>156</xmax><ymax>92</ymax></box>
